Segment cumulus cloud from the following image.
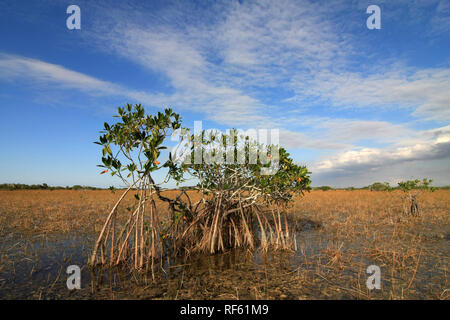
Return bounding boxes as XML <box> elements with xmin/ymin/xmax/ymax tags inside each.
<box><xmin>313</xmin><ymin>125</ymin><xmax>450</xmax><ymax>173</ymax></box>
<box><xmin>279</xmin><ymin>119</ymin><xmax>413</xmax><ymax>151</ymax></box>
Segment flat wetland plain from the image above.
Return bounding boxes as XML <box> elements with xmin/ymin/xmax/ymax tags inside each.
<box><xmin>0</xmin><ymin>189</ymin><xmax>448</xmax><ymax>299</ymax></box>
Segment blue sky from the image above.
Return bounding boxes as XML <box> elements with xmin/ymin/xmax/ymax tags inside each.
<box><xmin>0</xmin><ymin>0</ymin><xmax>449</xmax><ymax>188</ymax></box>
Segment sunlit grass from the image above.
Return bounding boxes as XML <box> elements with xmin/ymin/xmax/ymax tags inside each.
<box><xmin>0</xmin><ymin>189</ymin><xmax>448</xmax><ymax>299</ymax></box>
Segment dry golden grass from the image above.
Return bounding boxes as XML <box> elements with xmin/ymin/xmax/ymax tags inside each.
<box><xmin>286</xmin><ymin>190</ymin><xmax>449</xmax><ymax>299</ymax></box>
<box><xmin>0</xmin><ymin>189</ymin><xmax>201</xmax><ymax>236</ymax></box>
<box><xmin>0</xmin><ymin>189</ymin><xmax>448</xmax><ymax>299</ymax></box>
<box><xmin>2</xmin><ymin>189</ymin><xmax>446</xmax><ymax>236</ymax></box>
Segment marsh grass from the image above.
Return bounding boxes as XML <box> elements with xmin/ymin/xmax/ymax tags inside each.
<box><xmin>0</xmin><ymin>189</ymin><xmax>448</xmax><ymax>299</ymax></box>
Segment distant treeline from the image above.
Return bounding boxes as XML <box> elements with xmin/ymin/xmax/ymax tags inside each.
<box><xmin>0</xmin><ymin>183</ymin><xmax>102</xmax><ymax>191</ymax></box>
<box><xmin>0</xmin><ymin>183</ymin><xmax>195</xmax><ymax>191</ymax></box>
<box><xmin>2</xmin><ymin>183</ymin><xmax>450</xmax><ymax>191</ymax></box>
<box><xmin>313</xmin><ymin>183</ymin><xmax>450</xmax><ymax>191</ymax></box>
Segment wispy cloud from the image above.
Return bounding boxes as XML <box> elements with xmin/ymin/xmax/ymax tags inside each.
<box><xmin>290</xmin><ymin>67</ymin><xmax>450</xmax><ymax>121</ymax></box>
<box><xmin>85</xmin><ymin>0</ymin><xmax>450</xmax><ymax>125</ymax></box>
<box><xmin>84</xmin><ymin>0</ymin><xmax>352</xmax><ymax>126</ymax></box>
<box><xmin>2</xmin><ymin>0</ymin><xmax>449</xmax><ymax>186</ymax></box>
<box><xmin>431</xmin><ymin>0</ymin><xmax>450</xmax><ymax>35</ymax></box>
<box><xmin>0</xmin><ymin>53</ymin><xmax>123</xmax><ymax>96</ymax></box>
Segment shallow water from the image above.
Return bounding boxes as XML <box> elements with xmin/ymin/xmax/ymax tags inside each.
<box><xmin>0</xmin><ymin>219</ymin><xmax>448</xmax><ymax>300</ymax></box>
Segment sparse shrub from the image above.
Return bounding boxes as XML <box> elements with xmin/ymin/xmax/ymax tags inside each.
<box><xmin>316</xmin><ymin>186</ymin><xmax>332</xmax><ymax>191</ymax></box>
<box><xmin>398</xmin><ymin>179</ymin><xmax>434</xmax><ymax>216</ymax></box>
<box><xmin>0</xmin><ymin>183</ymin><xmax>58</xmax><ymax>190</ymax></box>
<box><xmin>369</xmin><ymin>182</ymin><xmax>391</xmax><ymax>191</ymax></box>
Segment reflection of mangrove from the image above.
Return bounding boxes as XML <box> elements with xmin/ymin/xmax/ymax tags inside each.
<box><xmin>88</xmin><ymin>246</ymin><xmax>306</xmax><ymax>295</ymax></box>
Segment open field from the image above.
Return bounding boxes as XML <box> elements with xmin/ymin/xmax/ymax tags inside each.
<box><xmin>0</xmin><ymin>189</ymin><xmax>448</xmax><ymax>299</ymax></box>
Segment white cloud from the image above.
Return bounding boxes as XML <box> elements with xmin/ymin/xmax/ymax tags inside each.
<box><xmin>279</xmin><ymin>119</ymin><xmax>412</xmax><ymax>151</ymax></box>
<box><xmin>2</xmin><ymin>0</ymin><xmax>450</xmax><ymax>186</ymax></box>
<box><xmin>85</xmin><ymin>0</ymin><xmax>450</xmax><ymax>126</ymax></box>
<box><xmin>290</xmin><ymin>67</ymin><xmax>450</xmax><ymax>121</ymax></box>
<box><xmin>431</xmin><ymin>0</ymin><xmax>450</xmax><ymax>35</ymax></box>
<box><xmin>83</xmin><ymin>0</ymin><xmax>353</xmax><ymax>126</ymax></box>
<box><xmin>0</xmin><ymin>54</ymin><xmax>123</xmax><ymax>96</ymax></box>
<box><xmin>313</xmin><ymin>125</ymin><xmax>450</xmax><ymax>173</ymax></box>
